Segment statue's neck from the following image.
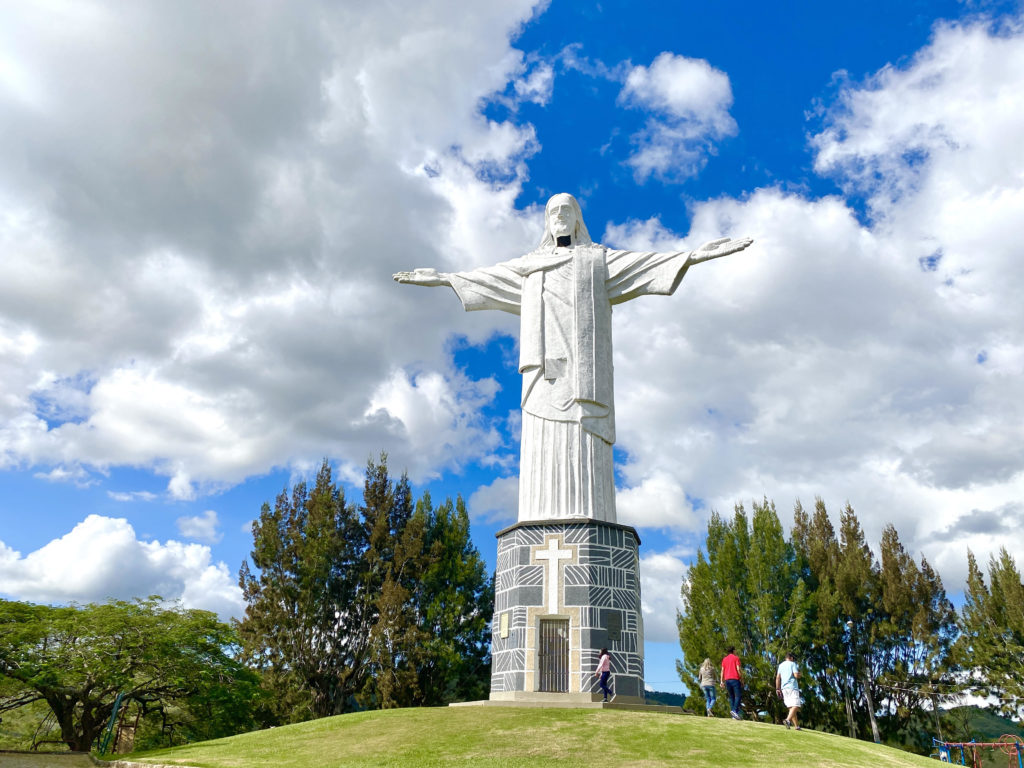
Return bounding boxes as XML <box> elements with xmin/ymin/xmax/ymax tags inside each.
<box><xmin>556</xmin><ymin>235</ymin><xmax>572</xmax><ymax>247</ymax></box>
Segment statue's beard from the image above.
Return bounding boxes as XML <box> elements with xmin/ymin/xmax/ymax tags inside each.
<box><xmin>556</xmin><ymin>235</ymin><xmax>572</xmax><ymax>247</ymax></box>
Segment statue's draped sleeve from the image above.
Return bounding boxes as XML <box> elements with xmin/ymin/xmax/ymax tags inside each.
<box><xmin>447</xmin><ymin>264</ymin><xmax>524</xmax><ymax>315</ymax></box>
<box><xmin>447</xmin><ymin>248</ymin><xmax>692</xmax><ymax>313</ymax></box>
<box><xmin>604</xmin><ymin>249</ymin><xmax>693</xmax><ymax>304</ymax></box>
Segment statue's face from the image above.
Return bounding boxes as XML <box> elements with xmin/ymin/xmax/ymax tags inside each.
<box><xmin>548</xmin><ymin>201</ymin><xmax>577</xmax><ymax>239</ymax></box>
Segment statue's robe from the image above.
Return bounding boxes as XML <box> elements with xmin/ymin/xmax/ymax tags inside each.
<box><xmin>448</xmin><ymin>244</ymin><xmax>695</xmax><ymax>523</ymax></box>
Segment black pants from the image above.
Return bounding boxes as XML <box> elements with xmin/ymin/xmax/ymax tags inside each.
<box><xmin>726</xmin><ymin>679</ymin><xmax>742</xmax><ymax>713</ymax></box>
<box><xmin>599</xmin><ymin>671</ymin><xmax>612</xmax><ymax>699</ymax></box>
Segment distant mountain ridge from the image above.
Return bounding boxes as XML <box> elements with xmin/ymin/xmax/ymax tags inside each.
<box><xmin>644</xmin><ymin>690</ymin><xmax>687</xmax><ymax>708</ymax></box>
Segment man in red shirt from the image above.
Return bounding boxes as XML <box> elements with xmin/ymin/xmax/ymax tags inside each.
<box><xmin>721</xmin><ymin>646</ymin><xmax>743</xmax><ymax>719</ymax></box>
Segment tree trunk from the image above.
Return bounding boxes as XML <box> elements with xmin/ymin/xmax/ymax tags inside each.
<box><xmin>843</xmin><ymin>683</ymin><xmax>857</xmax><ymax>739</ymax></box>
<box><xmin>48</xmin><ymin>693</ymin><xmax>107</xmax><ymax>753</ymax></box>
<box><xmin>863</xmin><ymin>675</ymin><xmax>881</xmax><ymax>743</ymax></box>
<box><xmin>49</xmin><ymin>697</ymin><xmax>86</xmax><ymax>752</ymax></box>
<box><xmin>931</xmin><ymin>693</ymin><xmax>944</xmax><ymax>741</ymax></box>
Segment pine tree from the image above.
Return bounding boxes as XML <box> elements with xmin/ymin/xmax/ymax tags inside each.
<box><xmin>677</xmin><ymin>549</ymin><xmax>721</xmax><ymax>709</ymax></box>
<box><xmin>835</xmin><ymin>503</ymin><xmax>881</xmax><ymax>742</ymax></box>
<box><xmin>683</xmin><ymin>495</ymin><xmax>966</xmax><ymax>742</ymax></box>
<box><xmin>794</xmin><ymin>498</ymin><xmax>847</xmax><ymax>734</ymax></box>
<box><xmin>238</xmin><ymin>454</ymin><xmax>494</xmax><ymax>718</ymax></box>
<box><xmin>414</xmin><ymin>494</ymin><xmax>493</xmax><ymax>705</ymax></box>
<box><xmin>876</xmin><ymin>525</ymin><xmax>958</xmax><ymax>746</ymax></box>
<box><xmin>359</xmin><ymin>455</ymin><xmax>426</xmax><ymax>709</ymax></box>
<box><xmin>679</xmin><ymin>501</ymin><xmax>808</xmax><ymax>720</ymax></box>
<box><xmin>958</xmin><ymin>548</ymin><xmax>1024</xmax><ymax>718</ymax></box>
<box><xmin>678</xmin><ymin>509</ymin><xmax>749</xmax><ymax>697</ymax></box>
<box><xmin>744</xmin><ymin>499</ymin><xmax>808</xmax><ymax>721</ymax></box>
<box><xmin>238</xmin><ymin>459</ymin><xmax>368</xmax><ymax>720</ymax></box>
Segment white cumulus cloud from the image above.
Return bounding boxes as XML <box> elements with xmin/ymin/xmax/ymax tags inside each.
<box><xmin>0</xmin><ymin>0</ymin><xmax>545</xmax><ymax>496</ymax></box>
<box><xmin>514</xmin><ymin>61</ymin><xmax>554</xmax><ymax>106</ymax></box>
<box><xmin>177</xmin><ymin>509</ymin><xmax>222</xmax><ymax>544</ymax></box>
<box><xmin>640</xmin><ymin>550</ymin><xmax>689</xmax><ymax>643</ymax></box>
<box><xmin>618</xmin><ymin>52</ymin><xmax>737</xmax><ymax>182</ymax></box>
<box><xmin>467</xmin><ymin>474</ymin><xmax>519</xmax><ymax>523</ymax></box>
<box><xmin>363</xmin><ymin>368</ymin><xmax>504</xmax><ymax>482</ymax></box>
<box><xmin>0</xmin><ymin>515</ymin><xmax>244</xmax><ymax>620</ymax></box>
<box><xmin>618</xmin><ymin>471</ymin><xmax>698</xmax><ymax>532</ymax></box>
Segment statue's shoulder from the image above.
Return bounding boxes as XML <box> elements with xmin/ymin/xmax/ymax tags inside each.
<box><xmin>501</xmin><ymin>248</ymin><xmax>577</xmax><ymax>276</ymax></box>
<box><xmin>496</xmin><ymin>253</ymin><xmax>534</xmax><ymax>275</ymax></box>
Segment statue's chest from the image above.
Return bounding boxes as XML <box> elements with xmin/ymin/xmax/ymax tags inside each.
<box><xmin>539</xmin><ymin>247</ymin><xmax>607</xmax><ymax>301</ymax></box>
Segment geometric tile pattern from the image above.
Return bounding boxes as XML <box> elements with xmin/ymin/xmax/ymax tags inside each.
<box><xmin>490</xmin><ymin>519</ymin><xmax>645</xmax><ymax>699</ymax></box>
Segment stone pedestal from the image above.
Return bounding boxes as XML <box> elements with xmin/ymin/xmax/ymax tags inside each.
<box><xmin>489</xmin><ymin>518</ymin><xmax>645</xmax><ymax>703</ymax></box>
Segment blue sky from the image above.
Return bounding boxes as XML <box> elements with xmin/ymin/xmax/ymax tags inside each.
<box><xmin>2</xmin><ymin>0</ymin><xmax>1024</xmax><ymax>695</ymax></box>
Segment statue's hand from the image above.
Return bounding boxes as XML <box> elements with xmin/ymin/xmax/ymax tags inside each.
<box><xmin>392</xmin><ymin>267</ymin><xmax>450</xmax><ymax>287</ymax></box>
<box><xmin>690</xmin><ymin>236</ymin><xmax>754</xmax><ymax>263</ymax></box>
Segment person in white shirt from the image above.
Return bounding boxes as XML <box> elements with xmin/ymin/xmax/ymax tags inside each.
<box><xmin>775</xmin><ymin>652</ymin><xmax>802</xmax><ymax>730</ymax></box>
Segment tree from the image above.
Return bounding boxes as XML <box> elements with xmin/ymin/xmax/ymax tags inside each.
<box><xmin>745</xmin><ymin>499</ymin><xmax>809</xmax><ymax>721</ymax></box>
<box><xmin>792</xmin><ymin>500</ymin><xmax>959</xmax><ymax>748</ymax></box>
<box><xmin>0</xmin><ymin>598</ymin><xmax>257</xmax><ymax>752</ymax></box>
<box><xmin>238</xmin><ymin>459</ymin><xmax>369</xmax><ymax>720</ymax></box>
<box><xmin>414</xmin><ymin>494</ymin><xmax>493</xmax><ymax>705</ymax></box>
<box><xmin>791</xmin><ymin>498</ymin><xmax>840</xmax><ymax>731</ymax></box>
<box><xmin>958</xmin><ymin>548</ymin><xmax>1024</xmax><ymax>719</ymax></box>
<box><xmin>357</xmin><ymin>460</ymin><xmax>494</xmax><ymax>708</ymax></box>
<box><xmin>239</xmin><ymin>454</ymin><xmax>495</xmax><ymax>717</ymax></box>
<box><xmin>683</xmin><ymin>495</ymin><xmax>963</xmax><ymax>748</ymax></box>
<box><xmin>358</xmin><ymin>457</ymin><xmax>426</xmax><ymax>709</ymax></box>
<box><xmin>677</xmin><ymin>508</ymin><xmax>746</xmax><ymax>710</ymax></box>
<box><xmin>793</xmin><ymin>498</ymin><xmax>869</xmax><ymax>736</ymax></box>
<box><xmin>875</xmin><ymin>525</ymin><xmax>958</xmax><ymax>746</ymax></box>
<box><xmin>835</xmin><ymin>503</ymin><xmax>882</xmax><ymax>742</ymax></box>
<box><xmin>678</xmin><ymin>500</ymin><xmax>808</xmax><ymax>720</ymax></box>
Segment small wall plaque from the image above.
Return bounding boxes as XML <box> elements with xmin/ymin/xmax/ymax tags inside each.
<box><xmin>500</xmin><ymin>612</ymin><xmax>510</xmax><ymax>639</ymax></box>
<box><xmin>606</xmin><ymin>611</ymin><xmax>622</xmax><ymax>642</ymax></box>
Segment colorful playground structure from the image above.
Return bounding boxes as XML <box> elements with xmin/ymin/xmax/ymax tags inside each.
<box><xmin>933</xmin><ymin>736</ymin><xmax>1024</xmax><ymax>768</ymax></box>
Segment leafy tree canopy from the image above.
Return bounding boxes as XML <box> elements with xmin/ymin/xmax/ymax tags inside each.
<box><xmin>238</xmin><ymin>455</ymin><xmax>493</xmax><ymax>721</ymax></box>
<box><xmin>0</xmin><ymin>597</ymin><xmax>259</xmax><ymax>752</ymax></box>
<box><xmin>679</xmin><ymin>498</ymin><xmax>960</xmax><ymax>752</ymax></box>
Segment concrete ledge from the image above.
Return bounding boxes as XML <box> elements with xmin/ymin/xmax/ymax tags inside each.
<box><xmin>495</xmin><ymin>517</ymin><xmax>642</xmax><ymax>546</ymax></box>
<box><xmin>0</xmin><ymin>755</ymin><xmax>199</xmax><ymax>768</ymax></box>
<box><xmin>451</xmin><ymin>694</ymin><xmax>681</xmax><ymax>714</ymax></box>
<box><xmin>0</xmin><ymin>753</ymin><xmax>105</xmax><ymax>768</ymax></box>
<box><xmin>488</xmin><ymin>690</ymin><xmax>626</xmax><ymax>704</ymax></box>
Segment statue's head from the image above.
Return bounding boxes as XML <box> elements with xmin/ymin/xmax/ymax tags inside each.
<box><xmin>539</xmin><ymin>192</ymin><xmax>592</xmax><ymax>248</ymax></box>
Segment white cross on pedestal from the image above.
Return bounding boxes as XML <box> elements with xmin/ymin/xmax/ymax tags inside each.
<box><xmin>535</xmin><ymin>537</ymin><xmax>573</xmax><ymax>614</ymax></box>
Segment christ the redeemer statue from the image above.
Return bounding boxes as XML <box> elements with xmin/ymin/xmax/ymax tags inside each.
<box><xmin>394</xmin><ymin>193</ymin><xmax>751</xmax><ymax>525</ymax></box>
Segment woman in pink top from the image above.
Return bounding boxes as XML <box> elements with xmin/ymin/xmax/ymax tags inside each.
<box><xmin>595</xmin><ymin>648</ymin><xmax>612</xmax><ymax>702</ymax></box>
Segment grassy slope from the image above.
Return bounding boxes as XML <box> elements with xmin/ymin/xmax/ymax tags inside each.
<box><xmin>127</xmin><ymin>707</ymin><xmax>942</xmax><ymax>768</ymax></box>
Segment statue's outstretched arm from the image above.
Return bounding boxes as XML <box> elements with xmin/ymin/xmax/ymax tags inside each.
<box><xmin>688</xmin><ymin>236</ymin><xmax>754</xmax><ymax>265</ymax></box>
<box><xmin>392</xmin><ymin>267</ymin><xmax>452</xmax><ymax>287</ymax></box>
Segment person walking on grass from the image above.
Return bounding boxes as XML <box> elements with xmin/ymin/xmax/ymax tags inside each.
<box><xmin>595</xmin><ymin>648</ymin><xmax>613</xmax><ymax>702</ymax></box>
<box><xmin>698</xmin><ymin>658</ymin><xmax>718</xmax><ymax>716</ymax></box>
<box><xmin>776</xmin><ymin>651</ymin><xmax>803</xmax><ymax>730</ymax></box>
<box><xmin>721</xmin><ymin>646</ymin><xmax>743</xmax><ymax>719</ymax></box>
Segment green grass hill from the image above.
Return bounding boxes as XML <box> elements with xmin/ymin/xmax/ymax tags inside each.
<box><xmin>122</xmin><ymin>706</ymin><xmax>943</xmax><ymax>768</ymax></box>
